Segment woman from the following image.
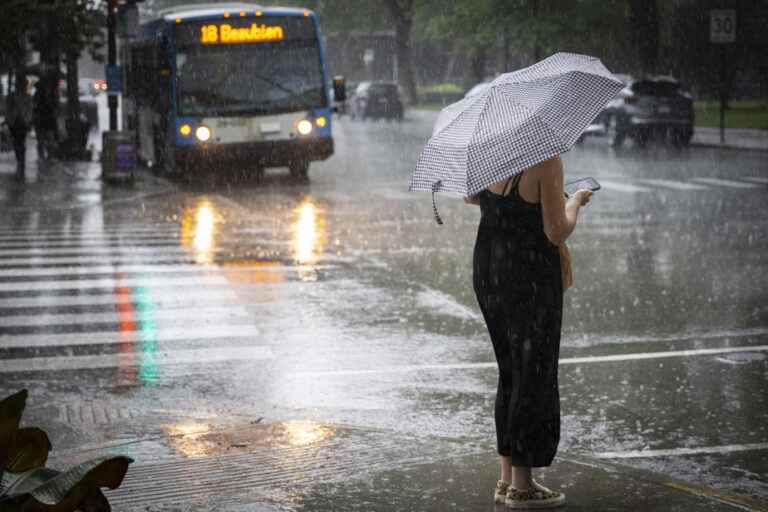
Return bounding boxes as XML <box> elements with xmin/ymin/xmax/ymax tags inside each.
<box><xmin>6</xmin><ymin>77</ymin><xmax>33</xmax><ymax>176</ymax></box>
<box><xmin>466</xmin><ymin>155</ymin><xmax>592</xmax><ymax>509</ymax></box>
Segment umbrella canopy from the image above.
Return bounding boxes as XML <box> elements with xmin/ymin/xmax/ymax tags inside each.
<box><xmin>410</xmin><ymin>53</ymin><xmax>624</xmax><ymax>200</ymax></box>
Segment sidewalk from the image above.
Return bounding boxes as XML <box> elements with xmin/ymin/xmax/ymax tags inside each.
<box><xmin>48</xmin><ymin>421</ymin><xmax>762</xmax><ymax>512</ymax></box>
<box><xmin>411</xmin><ymin>109</ymin><xmax>768</xmax><ymax>152</ymax></box>
<box><xmin>692</xmin><ymin>127</ymin><xmax>768</xmax><ymax>151</ymax></box>
<box><xmin>0</xmin><ymin>147</ymin><xmax>176</xmax><ymax>212</ymax></box>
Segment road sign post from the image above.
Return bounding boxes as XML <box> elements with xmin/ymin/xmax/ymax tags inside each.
<box><xmin>710</xmin><ymin>9</ymin><xmax>736</xmax><ymax>144</ymax></box>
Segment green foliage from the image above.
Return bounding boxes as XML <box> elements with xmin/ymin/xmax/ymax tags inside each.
<box><xmin>694</xmin><ymin>101</ymin><xmax>768</xmax><ymax>130</ymax></box>
<box><xmin>0</xmin><ymin>390</ymin><xmax>133</xmax><ymax>512</ymax></box>
<box><xmin>418</xmin><ymin>83</ymin><xmax>464</xmax><ymax>94</ymax></box>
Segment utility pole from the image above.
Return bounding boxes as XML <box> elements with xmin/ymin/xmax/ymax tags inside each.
<box><xmin>107</xmin><ymin>0</ymin><xmax>118</xmax><ymax>130</ymax></box>
<box><xmin>710</xmin><ymin>9</ymin><xmax>736</xmax><ymax>145</ymax></box>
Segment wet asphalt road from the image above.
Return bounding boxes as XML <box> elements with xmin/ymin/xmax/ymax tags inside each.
<box><xmin>1</xmin><ymin>111</ymin><xmax>767</xmax><ymax>508</ymax></box>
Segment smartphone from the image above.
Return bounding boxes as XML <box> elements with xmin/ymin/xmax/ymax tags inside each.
<box><xmin>565</xmin><ymin>177</ymin><xmax>601</xmax><ymax>197</ymax></box>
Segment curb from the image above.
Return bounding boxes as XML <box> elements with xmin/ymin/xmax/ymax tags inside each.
<box><xmin>559</xmin><ymin>452</ymin><xmax>768</xmax><ymax>512</ymax></box>
<box><xmin>690</xmin><ymin>141</ymin><xmax>768</xmax><ymax>152</ymax></box>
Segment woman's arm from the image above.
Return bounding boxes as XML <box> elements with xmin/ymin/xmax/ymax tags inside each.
<box><xmin>539</xmin><ymin>156</ymin><xmax>591</xmax><ymax>245</ymax></box>
<box><xmin>463</xmin><ymin>195</ymin><xmax>480</xmax><ymax>205</ymax></box>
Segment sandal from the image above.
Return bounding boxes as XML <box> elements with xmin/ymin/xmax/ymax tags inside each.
<box><xmin>494</xmin><ymin>480</ymin><xmax>510</xmax><ymax>504</ymax></box>
<box><xmin>505</xmin><ymin>480</ymin><xmax>565</xmax><ymax>509</ymax></box>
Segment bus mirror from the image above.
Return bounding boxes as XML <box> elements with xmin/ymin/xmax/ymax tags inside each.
<box><xmin>332</xmin><ymin>76</ymin><xmax>346</xmax><ymax>102</ymax></box>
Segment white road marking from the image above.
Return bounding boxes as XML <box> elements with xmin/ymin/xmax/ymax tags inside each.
<box><xmin>593</xmin><ymin>442</ymin><xmax>768</xmax><ymax>459</ymax></box>
<box><xmin>559</xmin><ymin>345</ymin><xmax>768</xmax><ymax>364</ymax></box>
<box><xmin>0</xmin><ymin>233</ymin><xmax>180</xmax><ymax>242</ymax></box>
<box><xmin>0</xmin><ymin>325</ymin><xmax>260</xmax><ymax>348</ymax></box>
<box><xmin>0</xmin><ymin>262</ymin><xmax>289</xmax><ymax>278</ymax></box>
<box><xmin>0</xmin><ymin>274</ymin><xmax>229</xmax><ymax>292</ymax></box>
<box><xmin>743</xmin><ymin>176</ymin><xmax>768</xmax><ymax>184</ymax></box>
<box><xmin>290</xmin><ymin>345</ymin><xmax>768</xmax><ymax>377</ymax></box>
<box><xmin>596</xmin><ymin>180</ymin><xmax>652</xmax><ymax>193</ymax></box>
<box><xmin>0</xmin><ymin>226</ymin><xmax>181</xmax><ymax>236</ymax></box>
<box><xmin>0</xmin><ymin>346</ymin><xmax>274</xmax><ymax>373</ymax></box>
<box><xmin>0</xmin><ymin>246</ymin><xmax>188</xmax><ymax>257</ymax></box>
<box><xmin>0</xmin><ymin>290</ymin><xmax>240</xmax><ymax>309</ymax></box>
<box><xmin>0</xmin><ymin>237</ymin><xmax>181</xmax><ymax>248</ymax></box>
<box><xmin>416</xmin><ymin>288</ymin><xmax>482</xmax><ymax>321</ymax></box>
<box><xmin>637</xmin><ymin>179</ymin><xmax>709</xmax><ymax>191</ymax></box>
<box><xmin>0</xmin><ymin>305</ymin><xmax>251</xmax><ymax>328</ymax></box>
<box><xmin>0</xmin><ymin>255</ymin><xmax>194</xmax><ymax>267</ymax></box>
<box><xmin>690</xmin><ymin>177</ymin><xmax>760</xmax><ymax>189</ymax></box>
<box><xmin>0</xmin><ymin>241</ymin><xmax>289</xmax><ymax>258</ymax></box>
<box><xmin>374</xmin><ymin>189</ymin><xmax>418</xmax><ymax>201</ymax></box>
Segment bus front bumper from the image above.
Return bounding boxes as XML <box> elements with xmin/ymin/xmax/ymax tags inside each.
<box><xmin>175</xmin><ymin>137</ymin><xmax>334</xmax><ymax>168</ymax></box>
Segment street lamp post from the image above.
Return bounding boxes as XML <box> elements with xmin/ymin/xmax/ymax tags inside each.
<box><xmin>107</xmin><ymin>0</ymin><xmax>118</xmax><ymax>131</ymax></box>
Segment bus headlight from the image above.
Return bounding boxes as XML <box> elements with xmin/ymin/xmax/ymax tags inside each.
<box><xmin>195</xmin><ymin>125</ymin><xmax>212</xmax><ymax>142</ymax></box>
<box><xmin>179</xmin><ymin>124</ymin><xmax>192</xmax><ymax>136</ymax></box>
<box><xmin>297</xmin><ymin>119</ymin><xmax>313</xmax><ymax>135</ymax></box>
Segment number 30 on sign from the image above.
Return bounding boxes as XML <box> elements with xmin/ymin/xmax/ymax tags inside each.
<box><xmin>710</xmin><ymin>9</ymin><xmax>736</xmax><ymax>43</ymax></box>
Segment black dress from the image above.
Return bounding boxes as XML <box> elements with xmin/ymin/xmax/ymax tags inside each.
<box><xmin>472</xmin><ymin>173</ymin><xmax>563</xmax><ymax>468</ymax></box>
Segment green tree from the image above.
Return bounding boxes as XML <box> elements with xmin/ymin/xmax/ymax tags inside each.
<box><xmin>382</xmin><ymin>0</ymin><xmax>419</xmax><ymax>104</ymax></box>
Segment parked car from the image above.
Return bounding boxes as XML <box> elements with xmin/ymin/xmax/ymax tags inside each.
<box><xmin>350</xmin><ymin>81</ymin><xmax>404</xmax><ymax>121</ymax></box>
<box><xmin>602</xmin><ymin>75</ymin><xmax>694</xmax><ymax>148</ymax></box>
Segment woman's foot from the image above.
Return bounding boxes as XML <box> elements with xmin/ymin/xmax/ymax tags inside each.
<box><xmin>494</xmin><ymin>480</ymin><xmax>511</xmax><ymax>504</ymax></box>
<box><xmin>504</xmin><ymin>480</ymin><xmax>565</xmax><ymax>509</ymax></box>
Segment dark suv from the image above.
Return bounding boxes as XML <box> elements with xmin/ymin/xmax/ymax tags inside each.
<box><xmin>350</xmin><ymin>81</ymin><xmax>404</xmax><ymax>121</ymax></box>
<box><xmin>603</xmin><ymin>75</ymin><xmax>694</xmax><ymax>148</ymax></box>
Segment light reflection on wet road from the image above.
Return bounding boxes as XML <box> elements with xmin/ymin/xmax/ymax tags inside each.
<box><xmin>0</xmin><ymin>111</ymin><xmax>766</xmax><ymax>507</ymax></box>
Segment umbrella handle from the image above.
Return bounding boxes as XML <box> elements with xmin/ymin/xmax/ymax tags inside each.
<box><xmin>431</xmin><ymin>181</ymin><xmax>444</xmax><ymax>225</ymax></box>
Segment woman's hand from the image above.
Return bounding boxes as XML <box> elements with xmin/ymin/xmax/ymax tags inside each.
<box><xmin>463</xmin><ymin>195</ymin><xmax>480</xmax><ymax>205</ymax></box>
<box><xmin>569</xmin><ymin>189</ymin><xmax>593</xmax><ymax>207</ymax></box>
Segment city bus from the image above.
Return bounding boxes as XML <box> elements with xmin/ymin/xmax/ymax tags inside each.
<box><xmin>123</xmin><ymin>3</ymin><xmax>343</xmax><ymax>179</ymax></box>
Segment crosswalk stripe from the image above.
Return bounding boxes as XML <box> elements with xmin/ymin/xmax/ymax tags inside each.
<box><xmin>0</xmin><ymin>265</ymin><xmax>328</xmax><ymax>289</ymax></box>
<box><xmin>0</xmin><ymin>227</ymin><xmax>276</xmax><ymax>238</ymax></box>
<box><xmin>0</xmin><ymin>246</ymin><xmax>188</xmax><ymax>257</ymax></box>
<box><xmin>637</xmin><ymin>179</ymin><xmax>709</xmax><ymax>191</ymax></box>
<box><xmin>0</xmin><ymin>242</ymin><xmax>289</xmax><ymax>257</ymax></box>
<box><xmin>0</xmin><ymin>325</ymin><xmax>260</xmax><ymax>348</ymax></box>
<box><xmin>0</xmin><ymin>274</ymin><xmax>229</xmax><ymax>292</ymax></box>
<box><xmin>0</xmin><ymin>305</ymin><xmax>251</xmax><ymax>328</ymax></box>
<box><xmin>0</xmin><ymin>233</ymin><xmax>182</xmax><ymax>242</ymax></box>
<box><xmin>0</xmin><ymin>290</ymin><xmax>240</xmax><ymax>309</ymax></box>
<box><xmin>0</xmin><ymin>346</ymin><xmax>274</xmax><ymax>373</ymax></box>
<box><xmin>0</xmin><ymin>225</ymin><xmax>181</xmax><ymax>235</ymax></box>
<box><xmin>0</xmin><ymin>238</ymin><xmax>183</xmax><ymax>248</ymax></box>
<box><xmin>597</xmin><ymin>180</ymin><xmax>652</xmax><ymax>193</ymax></box>
<box><xmin>0</xmin><ymin>255</ymin><xmax>196</xmax><ymax>267</ymax></box>
<box><xmin>0</xmin><ymin>263</ymin><xmax>289</xmax><ymax>278</ymax></box>
<box><xmin>690</xmin><ymin>177</ymin><xmax>760</xmax><ymax>189</ymax></box>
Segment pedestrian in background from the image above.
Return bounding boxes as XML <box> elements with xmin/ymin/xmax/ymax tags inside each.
<box><xmin>5</xmin><ymin>76</ymin><xmax>33</xmax><ymax>175</ymax></box>
<box><xmin>33</xmin><ymin>77</ymin><xmax>58</xmax><ymax>160</ymax></box>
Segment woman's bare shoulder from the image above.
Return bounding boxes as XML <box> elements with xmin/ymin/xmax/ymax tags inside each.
<box><xmin>531</xmin><ymin>156</ymin><xmax>563</xmax><ymax>181</ymax></box>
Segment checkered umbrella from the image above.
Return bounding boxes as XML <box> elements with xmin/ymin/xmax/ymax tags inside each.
<box><xmin>409</xmin><ymin>53</ymin><xmax>624</xmax><ymax>224</ymax></box>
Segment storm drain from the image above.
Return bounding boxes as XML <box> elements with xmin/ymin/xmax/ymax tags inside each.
<box><xmin>104</xmin><ymin>426</ymin><xmax>472</xmax><ymax>511</ymax></box>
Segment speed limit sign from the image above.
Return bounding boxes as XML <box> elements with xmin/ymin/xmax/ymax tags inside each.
<box><xmin>710</xmin><ymin>9</ymin><xmax>736</xmax><ymax>43</ymax></box>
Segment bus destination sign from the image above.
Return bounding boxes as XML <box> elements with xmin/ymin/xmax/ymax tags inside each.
<box><xmin>200</xmin><ymin>23</ymin><xmax>284</xmax><ymax>44</ymax></box>
<box><xmin>175</xmin><ymin>17</ymin><xmax>316</xmax><ymax>47</ymax></box>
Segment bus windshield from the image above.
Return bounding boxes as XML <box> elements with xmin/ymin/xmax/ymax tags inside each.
<box><xmin>176</xmin><ymin>43</ymin><xmax>326</xmax><ymax>116</ymax></box>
